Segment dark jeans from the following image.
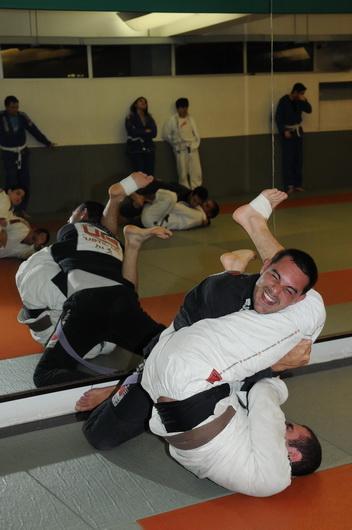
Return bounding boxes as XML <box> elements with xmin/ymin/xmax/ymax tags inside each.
<box><xmin>2</xmin><ymin>148</ymin><xmax>30</xmax><ymax>211</ymax></box>
<box><xmin>281</xmin><ymin>134</ymin><xmax>303</xmax><ymax>189</ymax></box>
<box><xmin>128</xmin><ymin>150</ymin><xmax>155</xmax><ymax>175</ymax></box>
<box><xmin>33</xmin><ymin>285</ymin><xmax>165</xmax><ymax>388</ymax></box>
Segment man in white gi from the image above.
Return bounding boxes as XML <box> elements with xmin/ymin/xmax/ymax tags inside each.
<box><xmin>0</xmin><ymin>219</ymin><xmax>49</xmax><ymax>259</ymax></box>
<box><xmin>163</xmin><ymin>98</ymin><xmax>202</xmax><ymax>189</ymax></box>
<box><xmin>141</xmin><ymin>188</ymin><xmax>219</xmax><ymax>230</ymax></box>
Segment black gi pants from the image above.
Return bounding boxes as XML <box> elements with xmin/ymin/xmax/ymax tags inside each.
<box><xmin>33</xmin><ymin>284</ymin><xmax>165</xmax><ymax>388</ymax></box>
<box><xmin>128</xmin><ymin>149</ymin><xmax>155</xmax><ymax>175</ymax></box>
<box><xmin>281</xmin><ymin>133</ymin><xmax>303</xmax><ymax>189</ymax></box>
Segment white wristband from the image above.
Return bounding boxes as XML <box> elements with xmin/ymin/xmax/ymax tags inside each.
<box><xmin>119</xmin><ymin>175</ymin><xmax>139</xmax><ymax>196</ymax></box>
<box><xmin>249</xmin><ymin>193</ymin><xmax>272</xmax><ymax>220</ymax></box>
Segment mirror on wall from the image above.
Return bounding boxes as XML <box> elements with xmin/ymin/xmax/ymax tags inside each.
<box><xmin>0</xmin><ymin>9</ymin><xmax>351</xmax><ymax>401</ymax></box>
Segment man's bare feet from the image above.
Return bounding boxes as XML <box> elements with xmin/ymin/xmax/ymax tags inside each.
<box><xmin>233</xmin><ymin>188</ymin><xmax>287</xmax><ymax>227</ymax></box>
<box><xmin>109</xmin><ymin>173</ymin><xmax>154</xmax><ymax>199</ymax></box>
<box><xmin>124</xmin><ymin>224</ymin><xmax>172</xmax><ymax>249</ymax></box>
<box><xmin>220</xmin><ymin>249</ymin><xmax>257</xmax><ymax>273</ymax></box>
<box><xmin>75</xmin><ymin>386</ymin><xmax>115</xmax><ymax>412</ymax></box>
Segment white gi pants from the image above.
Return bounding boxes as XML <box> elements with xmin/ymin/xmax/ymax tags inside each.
<box><xmin>175</xmin><ymin>148</ymin><xmax>202</xmax><ymax>189</ymax></box>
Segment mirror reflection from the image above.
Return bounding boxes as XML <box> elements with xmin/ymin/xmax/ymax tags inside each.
<box><xmin>0</xmin><ymin>10</ymin><xmax>351</xmax><ymax>399</ymax></box>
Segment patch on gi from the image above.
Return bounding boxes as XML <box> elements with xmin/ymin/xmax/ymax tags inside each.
<box><xmin>76</xmin><ymin>223</ymin><xmax>123</xmax><ymax>261</ymax></box>
<box><xmin>206</xmin><ymin>369</ymin><xmax>222</xmax><ymax>384</ymax></box>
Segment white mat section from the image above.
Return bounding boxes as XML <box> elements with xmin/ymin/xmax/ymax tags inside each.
<box><xmin>0</xmin><ymin>336</ymin><xmax>351</xmax><ymax>430</ymax></box>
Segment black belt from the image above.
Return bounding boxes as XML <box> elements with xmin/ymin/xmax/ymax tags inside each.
<box><xmin>155</xmin><ymin>383</ymin><xmax>230</xmax><ymax>433</ymax></box>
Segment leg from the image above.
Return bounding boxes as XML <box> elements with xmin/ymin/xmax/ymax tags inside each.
<box><xmin>188</xmin><ymin>149</ymin><xmax>202</xmax><ymax>189</ymax></box>
<box><xmin>294</xmin><ymin>136</ymin><xmax>304</xmax><ymax>190</ymax></box>
<box><xmin>17</xmin><ymin>149</ymin><xmax>30</xmax><ymax>212</ymax></box>
<box><xmin>282</xmin><ymin>138</ymin><xmax>295</xmax><ymax>192</ymax></box>
<box><xmin>144</xmin><ymin>150</ymin><xmax>155</xmax><ymax>176</ymax></box>
<box><xmin>176</xmin><ymin>150</ymin><xmax>190</xmax><ymax>188</ymax></box>
<box><xmin>122</xmin><ymin>224</ymin><xmax>172</xmax><ymax>289</ymax></box>
<box><xmin>232</xmin><ymin>189</ymin><xmax>287</xmax><ymax>262</ymax></box>
<box><xmin>102</xmin><ymin>172</ymin><xmax>154</xmax><ymax>237</ymax></box>
<box><xmin>82</xmin><ymin>380</ymin><xmax>153</xmax><ymax>449</ymax></box>
<box><xmin>2</xmin><ymin>151</ymin><xmax>19</xmax><ymax>190</ymax></box>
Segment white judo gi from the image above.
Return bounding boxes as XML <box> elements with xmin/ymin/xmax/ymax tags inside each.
<box><xmin>0</xmin><ymin>219</ymin><xmax>34</xmax><ymax>259</ymax></box>
<box><xmin>141</xmin><ymin>189</ymin><xmax>207</xmax><ymax>231</ymax></box>
<box><xmin>142</xmin><ymin>289</ymin><xmax>326</xmax><ymax>496</ymax></box>
<box><xmin>163</xmin><ymin>114</ymin><xmax>202</xmax><ymax>189</ymax></box>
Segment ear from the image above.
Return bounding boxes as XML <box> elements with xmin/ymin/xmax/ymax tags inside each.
<box><xmin>287</xmin><ymin>446</ymin><xmax>303</xmax><ymax>463</ymax></box>
<box><xmin>259</xmin><ymin>258</ymin><xmax>271</xmax><ymax>274</ymax></box>
<box><xmin>80</xmin><ymin>208</ymin><xmax>89</xmax><ymax>221</ymax></box>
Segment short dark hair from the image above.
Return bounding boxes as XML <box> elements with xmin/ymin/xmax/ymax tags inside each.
<box><xmin>207</xmin><ymin>199</ymin><xmax>220</xmax><ymax>219</ymax></box>
<box><xmin>289</xmin><ymin>425</ymin><xmax>322</xmax><ymax>476</ymax></box>
<box><xmin>192</xmin><ymin>186</ymin><xmax>208</xmax><ymax>202</ymax></box>
<box><xmin>119</xmin><ymin>196</ymin><xmax>143</xmax><ymax>219</ymax></box>
<box><xmin>34</xmin><ymin>227</ymin><xmax>50</xmax><ymax>245</ymax></box>
<box><xmin>77</xmin><ymin>201</ymin><xmax>105</xmax><ymax>224</ymax></box>
<box><xmin>176</xmin><ymin>97</ymin><xmax>189</xmax><ymax>109</ymax></box>
<box><xmin>270</xmin><ymin>248</ymin><xmax>318</xmax><ymax>293</ymax></box>
<box><xmin>5</xmin><ymin>186</ymin><xmax>26</xmax><ymax>195</ymax></box>
<box><xmin>291</xmin><ymin>83</ymin><xmax>307</xmax><ymax>93</ymax></box>
<box><xmin>4</xmin><ymin>95</ymin><xmax>19</xmax><ymax>107</ymax></box>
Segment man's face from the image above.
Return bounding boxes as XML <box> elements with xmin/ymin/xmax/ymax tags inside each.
<box><xmin>253</xmin><ymin>256</ymin><xmax>308</xmax><ymax>314</ymax></box>
<box><xmin>6</xmin><ymin>102</ymin><xmax>19</xmax><ymax>116</ymax></box>
<box><xmin>292</xmin><ymin>90</ymin><xmax>306</xmax><ymax>101</ymax></box>
<box><xmin>177</xmin><ymin>106</ymin><xmax>188</xmax><ymax>118</ymax></box>
<box><xmin>285</xmin><ymin>422</ymin><xmax>309</xmax><ymax>443</ymax></box>
<box><xmin>8</xmin><ymin>188</ymin><xmax>25</xmax><ymax>206</ymax></box>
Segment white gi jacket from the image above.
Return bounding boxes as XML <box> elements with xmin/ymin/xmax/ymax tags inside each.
<box><xmin>163</xmin><ymin>114</ymin><xmax>200</xmax><ymax>152</ymax></box>
<box><xmin>0</xmin><ymin>220</ymin><xmax>34</xmax><ymax>259</ymax></box>
<box><xmin>142</xmin><ymin>289</ymin><xmax>326</xmax><ymax>496</ymax></box>
<box><xmin>141</xmin><ymin>189</ymin><xmax>207</xmax><ymax>231</ymax></box>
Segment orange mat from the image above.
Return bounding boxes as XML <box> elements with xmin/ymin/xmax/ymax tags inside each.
<box><xmin>138</xmin><ymin>464</ymin><xmax>352</xmax><ymax>530</ymax></box>
<box><xmin>0</xmin><ymin>259</ymin><xmax>43</xmax><ymax>358</ymax></box>
<box><xmin>220</xmin><ymin>191</ymin><xmax>352</xmax><ymax>214</ymax></box>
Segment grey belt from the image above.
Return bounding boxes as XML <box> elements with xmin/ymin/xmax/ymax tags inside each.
<box><xmin>285</xmin><ymin>124</ymin><xmax>302</xmax><ymax>137</ymax></box>
<box><xmin>163</xmin><ymin>405</ymin><xmax>236</xmax><ymax>450</ymax></box>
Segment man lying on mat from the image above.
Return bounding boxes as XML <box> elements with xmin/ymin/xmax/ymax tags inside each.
<box><xmin>81</xmin><ymin>190</ymin><xmax>325</xmax><ymax>497</ymax></box>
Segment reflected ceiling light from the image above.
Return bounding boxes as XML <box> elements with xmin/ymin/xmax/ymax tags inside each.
<box><xmin>274</xmin><ymin>47</ymin><xmax>310</xmax><ymax>61</ymax></box>
<box><xmin>117</xmin><ymin>12</ymin><xmax>248</xmax><ymax>36</ymax></box>
<box><xmin>118</xmin><ymin>12</ymin><xmax>192</xmax><ymax>31</ymax></box>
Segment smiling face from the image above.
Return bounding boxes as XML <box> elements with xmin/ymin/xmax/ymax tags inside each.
<box><xmin>253</xmin><ymin>256</ymin><xmax>308</xmax><ymax>314</ymax></box>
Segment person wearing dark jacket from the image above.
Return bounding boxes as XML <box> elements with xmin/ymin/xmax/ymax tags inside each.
<box><xmin>275</xmin><ymin>83</ymin><xmax>312</xmax><ymax>193</ymax></box>
<box><xmin>0</xmin><ymin>95</ymin><xmax>54</xmax><ymax>213</ymax></box>
<box><xmin>125</xmin><ymin>97</ymin><xmax>157</xmax><ymax>175</ymax></box>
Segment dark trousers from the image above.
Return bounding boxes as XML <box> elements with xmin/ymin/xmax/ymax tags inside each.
<box><xmin>281</xmin><ymin>134</ymin><xmax>303</xmax><ymax>189</ymax></box>
<box><xmin>83</xmin><ymin>382</ymin><xmax>152</xmax><ymax>450</ymax></box>
<box><xmin>33</xmin><ymin>285</ymin><xmax>165</xmax><ymax>388</ymax></box>
<box><xmin>128</xmin><ymin>150</ymin><xmax>155</xmax><ymax>175</ymax></box>
<box><xmin>2</xmin><ymin>148</ymin><xmax>30</xmax><ymax>211</ymax></box>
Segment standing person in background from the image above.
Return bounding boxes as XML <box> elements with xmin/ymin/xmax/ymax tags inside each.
<box><xmin>163</xmin><ymin>98</ymin><xmax>202</xmax><ymax>189</ymax></box>
<box><xmin>125</xmin><ymin>97</ymin><xmax>157</xmax><ymax>176</ymax></box>
<box><xmin>0</xmin><ymin>95</ymin><xmax>55</xmax><ymax>216</ymax></box>
<box><xmin>275</xmin><ymin>83</ymin><xmax>312</xmax><ymax>194</ymax></box>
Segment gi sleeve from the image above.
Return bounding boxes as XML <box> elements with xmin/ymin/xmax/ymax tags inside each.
<box><xmin>22</xmin><ymin>113</ymin><xmax>52</xmax><ymax>146</ymax></box>
<box><xmin>242</xmin><ymin>378</ymin><xmax>291</xmax><ymax>496</ymax></box>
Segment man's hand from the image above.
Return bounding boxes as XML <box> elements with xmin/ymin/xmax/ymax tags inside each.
<box><xmin>131</xmin><ymin>172</ymin><xmax>154</xmax><ymax>190</ymax></box>
<box><xmin>271</xmin><ymin>339</ymin><xmax>312</xmax><ymax>372</ymax></box>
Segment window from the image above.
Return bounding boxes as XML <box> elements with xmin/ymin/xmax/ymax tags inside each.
<box><xmin>316</xmin><ymin>41</ymin><xmax>352</xmax><ymax>72</ymax></box>
<box><xmin>1</xmin><ymin>45</ymin><xmax>88</xmax><ymax>78</ymax></box>
<box><xmin>175</xmin><ymin>42</ymin><xmax>243</xmax><ymax>75</ymax></box>
<box><xmin>92</xmin><ymin>45</ymin><xmax>171</xmax><ymax>77</ymax></box>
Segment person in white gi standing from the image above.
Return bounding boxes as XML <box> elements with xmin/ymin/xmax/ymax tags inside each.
<box><xmin>163</xmin><ymin>98</ymin><xmax>202</xmax><ymax>189</ymax></box>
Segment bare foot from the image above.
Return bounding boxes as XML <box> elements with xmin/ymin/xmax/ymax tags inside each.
<box><xmin>109</xmin><ymin>173</ymin><xmax>154</xmax><ymax>199</ymax></box>
<box><xmin>220</xmin><ymin>249</ymin><xmax>257</xmax><ymax>272</ymax></box>
<box><xmin>75</xmin><ymin>386</ymin><xmax>115</xmax><ymax>412</ymax></box>
<box><xmin>233</xmin><ymin>188</ymin><xmax>287</xmax><ymax>228</ymax></box>
<box><xmin>124</xmin><ymin>224</ymin><xmax>172</xmax><ymax>249</ymax></box>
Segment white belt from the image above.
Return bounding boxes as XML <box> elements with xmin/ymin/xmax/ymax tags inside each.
<box><xmin>285</xmin><ymin>124</ymin><xmax>301</xmax><ymax>137</ymax></box>
<box><xmin>0</xmin><ymin>143</ymin><xmax>27</xmax><ymax>168</ymax></box>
